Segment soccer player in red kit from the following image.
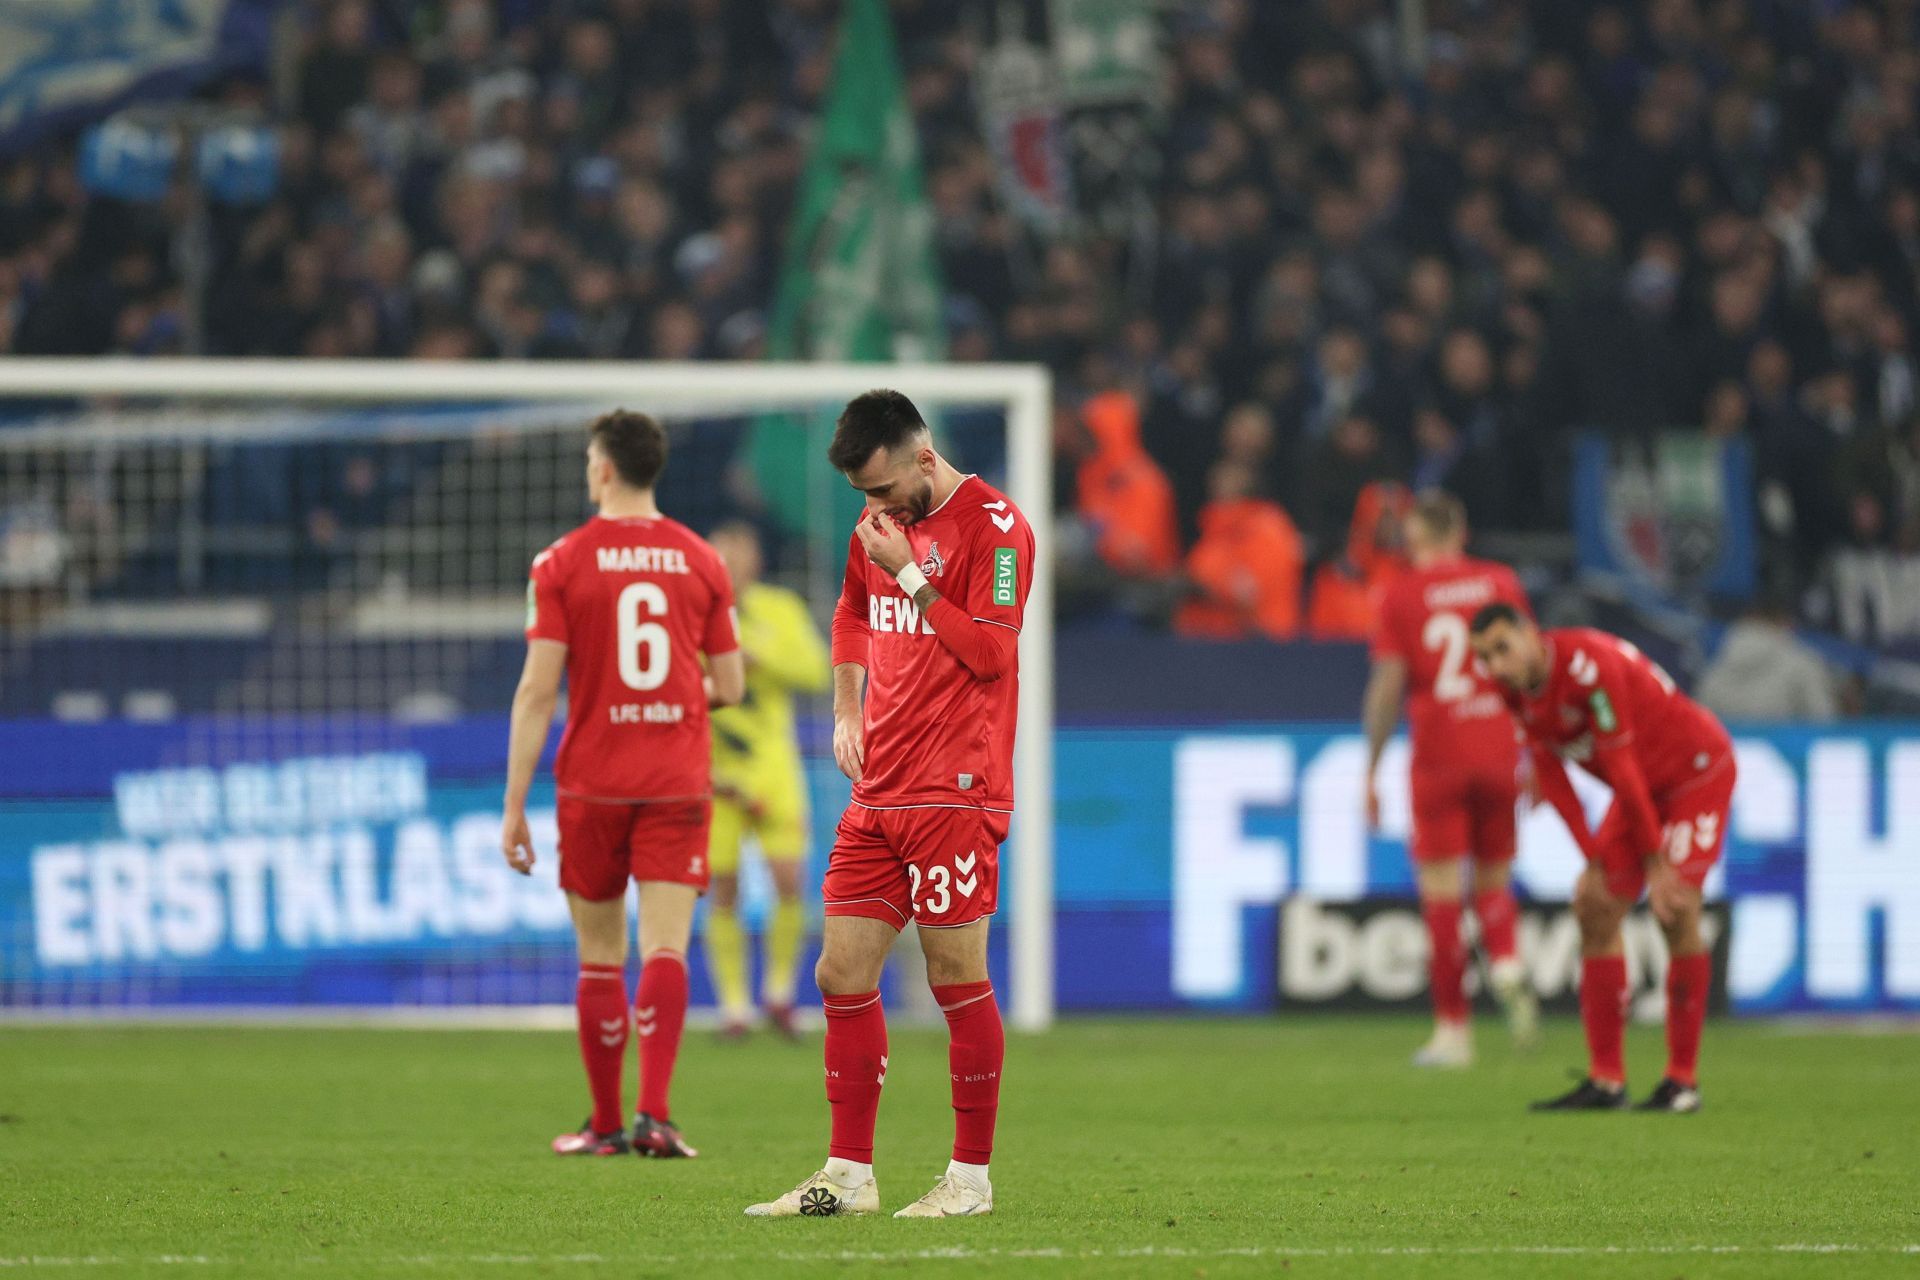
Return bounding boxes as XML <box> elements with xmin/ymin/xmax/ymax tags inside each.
<box><xmin>501</xmin><ymin>410</ymin><xmax>745</xmax><ymax>1156</ymax></box>
<box><xmin>1363</xmin><ymin>492</ymin><xmax>1538</xmax><ymax>1068</ymax></box>
<box><xmin>746</xmin><ymin>389</ymin><xmax>1032</xmax><ymax>1220</ymax></box>
<box><xmin>1469</xmin><ymin>605</ymin><xmax>1733</xmax><ymax>1113</ymax></box>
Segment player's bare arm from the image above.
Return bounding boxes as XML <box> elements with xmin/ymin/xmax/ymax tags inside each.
<box><xmin>501</xmin><ymin>638</ymin><xmax>566</xmax><ymax>874</ymax></box>
<box><xmin>707</xmin><ymin>648</ymin><xmax>747</xmax><ymax>708</ymax></box>
<box><xmin>832</xmin><ymin>661</ymin><xmax>866</xmax><ymax>782</ymax></box>
<box><xmin>1360</xmin><ymin>656</ymin><xmax>1407</xmax><ymax>828</ymax></box>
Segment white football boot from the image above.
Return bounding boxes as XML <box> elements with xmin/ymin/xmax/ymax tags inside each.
<box><xmin>1490</xmin><ymin>959</ymin><xmax>1542</xmax><ymax>1050</ymax></box>
<box><xmin>744</xmin><ymin>1167</ymin><xmax>879</xmax><ymax>1218</ymax></box>
<box><xmin>1411</xmin><ymin>1020</ymin><xmax>1474</xmax><ymax>1068</ymax></box>
<box><xmin>893</xmin><ymin>1162</ymin><xmax>993</xmax><ymax>1218</ymax></box>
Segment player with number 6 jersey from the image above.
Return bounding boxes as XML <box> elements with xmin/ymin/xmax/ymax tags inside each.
<box><xmin>1363</xmin><ymin>492</ymin><xmax>1536</xmax><ymax>1068</ymax></box>
<box><xmin>1470</xmin><ymin>607</ymin><xmax>1734</xmax><ymax>1114</ymax></box>
<box><xmin>747</xmin><ymin>389</ymin><xmax>1032</xmax><ymax>1222</ymax></box>
<box><xmin>502</xmin><ymin>409</ymin><xmax>744</xmax><ymax>1160</ymax></box>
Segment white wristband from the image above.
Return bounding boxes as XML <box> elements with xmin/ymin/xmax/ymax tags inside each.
<box><xmin>895</xmin><ymin>563</ymin><xmax>930</xmax><ymax>597</ymax></box>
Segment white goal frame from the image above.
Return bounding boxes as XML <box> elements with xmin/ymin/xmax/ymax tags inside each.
<box><xmin>0</xmin><ymin>357</ymin><xmax>1057</xmax><ymax>1031</ymax></box>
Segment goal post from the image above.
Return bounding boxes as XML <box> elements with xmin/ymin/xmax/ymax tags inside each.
<box><xmin>0</xmin><ymin>358</ymin><xmax>1056</xmax><ymax>1031</ymax></box>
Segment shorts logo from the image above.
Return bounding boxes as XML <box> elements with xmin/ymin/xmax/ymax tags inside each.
<box><xmin>921</xmin><ymin>541</ymin><xmax>946</xmax><ymax>578</ymax></box>
<box><xmin>993</xmin><ymin>547</ymin><xmax>1017</xmax><ymax>607</ymax></box>
<box><xmin>958</xmin><ymin>772</ymin><xmax>974</xmax><ymax>790</ymax></box>
<box><xmin>955</xmin><ymin>851</ymin><xmax>979</xmax><ymax>898</ymax></box>
<box><xmin>1694</xmin><ymin>813</ymin><xmax>1718</xmax><ymax>850</ymax></box>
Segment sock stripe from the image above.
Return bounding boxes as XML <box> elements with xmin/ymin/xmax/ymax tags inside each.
<box><xmin>937</xmin><ymin>990</ymin><xmax>994</xmax><ymax>1012</ymax></box>
<box><xmin>823</xmin><ymin>992</ymin><xmax>882</xmax><ymax>1014</ymax></box>
<box><xmin>642</xmin><ymin>948</ymin><xmax>687</xmax><ymax>967</ymax></box>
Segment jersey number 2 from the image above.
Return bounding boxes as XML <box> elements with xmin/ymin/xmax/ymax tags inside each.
<box><xmin>616</xmin><ymin>581</ymin><xmax>670</xmax><ymax>691</ymax></box>
<box><xmin>1423</xmin><ymin>612</ymin><xmax>1475</xmax><ymax>703</ymax></box>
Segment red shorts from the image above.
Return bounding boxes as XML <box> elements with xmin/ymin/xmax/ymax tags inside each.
<box><xmin>1592</xmin><ymin>759</ymin><xmax>1736</xmax><ymax>901</ymax></box>
<box><xmin>1409</xmin><ymin>767</ymin><xmax>1518</xmax><ymax>865</ymax></box>
<box><xmin>823</xmin><ymin>803</ymin><xmax>1007</xmax><ymax>929</ymax></box>
<box><xmin>556</xmin><ymin>795</ymin><xmax>712</xmax><ymax>901</ymax></box>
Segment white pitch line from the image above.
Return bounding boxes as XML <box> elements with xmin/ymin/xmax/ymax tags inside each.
<box><xmin>4</xmin><ymin>1244</ymin><xmax>1918</xmax><ymax>1268</ymax></box>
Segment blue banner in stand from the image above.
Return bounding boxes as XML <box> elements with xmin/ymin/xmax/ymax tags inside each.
<box><xmin>0</xmin><ymin>0</ymin><xmax>279</xmax><ymax>157</ymax></box>
<box><xmin>1</xmin><ymin>719</ymin><xmax>1915</xmax><ymax>1015</ymax></box>
<box><xmin>1573</xmin><ymin>431</ymin><xmax>1757</xmax><ymax>600</ymax></box>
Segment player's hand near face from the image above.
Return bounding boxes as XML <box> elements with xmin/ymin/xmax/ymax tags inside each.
<box><xmin>855</xmin><ymin>510</ymin><xmax>913</xmax><ymax>575</ymax></box>
<box><xmin>501</xmin><ymin>807</ymin><xmax>536</xmax><ymax>875</ymax></box>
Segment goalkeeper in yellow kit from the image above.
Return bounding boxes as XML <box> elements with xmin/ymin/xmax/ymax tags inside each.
<box><xmin>706</xmin><ymin>523</ymin><xmax>830</xmax><ymax>1038</ymax></box>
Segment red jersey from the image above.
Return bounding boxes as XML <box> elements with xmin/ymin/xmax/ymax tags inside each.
<box><xmin>1502</xmin><ymin>627</ymin><xmax>1733</xmax><ymax>857</ymax></box>
<box><xmin>526</xmin><ymin>514</ymin><xmax>739</xmax><ymax>801</ymax></box>
<box><xmin>1372</xmin><ymin>555</ymin><xmax>1530</xmax><ymax>774</ymax></box>
<box><xmin>830</xmin><ymin>475</ymin><xmax>1034</xmax><ymax>812</ymax></box>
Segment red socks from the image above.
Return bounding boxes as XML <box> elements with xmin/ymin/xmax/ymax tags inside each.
<box><xmin>823</xmin><ymin>990</ymin><xmax>888</xmax><ymax>1163</ymax></box>
<box><xmin>1473</xmin><ymin>886</ymin><xmax>1519</xmax><ymax>965</ymax></box>
<box><xmin>934</xmin><ymin>981</ymin><xmax>1003</xmax><ymax>1165</ymax></box>
<box><xmin>575</xmin><ymin>962</ymin><xmax>628</xmax><ymax>1135</ymax></box>
<box><xmin>1666</xmin><ymin>952</ymin><xmax>1710</xmax><ymax>1086</ymax></box>
<box><xmin>635</xmin><ymin>950</ymin><xmax>688</xmax><ymax>1121</ymax></box>
<box><xmin>1581</xmin><ymin>954</ymin><xmax>1628</xmax><ymax>1086</ymax></box>
<box><xmin>1421</xmin><ymin>901</ymin><xmax>1469</xmax><ymax>1024</ymax></box>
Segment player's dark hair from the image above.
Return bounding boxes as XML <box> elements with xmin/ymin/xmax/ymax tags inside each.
<box><xmin>590</xmin><ymin>409</ymin><xmax>667</xmax><ymax>489</ymax></box>
<box><xmin>1470</xmin><ymin>601</ymin><xmax>1524</xmax><ymax>635</ymax></box>
<box><xmin>828</xmin><ymin>389</ymin><xmax>929</xmax><ymax>473</ymax></box>
<box><xmin>1411</xmin><ymin>490</ymin><xmax>1467</xmax><ymax>542</ymax></box>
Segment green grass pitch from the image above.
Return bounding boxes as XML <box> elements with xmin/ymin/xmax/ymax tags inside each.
<box><xmin>2</xmin><ymin>1015</ymin><xmax>1915</xmax><ymax>1278</ymax></box>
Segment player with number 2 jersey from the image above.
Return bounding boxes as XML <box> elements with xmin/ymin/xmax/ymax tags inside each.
<box><xmin>1364</xmin><ymin>492</ymin><xmax>1535</xmax><ymax>1067</ymax></box>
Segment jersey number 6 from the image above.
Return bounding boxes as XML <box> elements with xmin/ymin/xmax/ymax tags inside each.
<box><xmin>616</xmin><ymin>581</ymin><xmax>670</xmax><ymax>691</ymax></box>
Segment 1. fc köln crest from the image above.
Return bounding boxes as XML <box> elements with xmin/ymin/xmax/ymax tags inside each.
<box><xmin>920</xmin><ymin>541</ymin><xmax>946</xmax><ymax>578</ymax></box>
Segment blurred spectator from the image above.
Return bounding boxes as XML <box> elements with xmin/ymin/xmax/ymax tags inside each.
<box><xmin>1076</xmin><ymin>390</ymin><xmax>1180</xmax><ymax>580</ymax></box>
<box><xmin>1306</xmin><ymin>480</ymin><xmax>1408</xmax><ymax>640</ymax></box>
<box><xmin>1300</xmin><ymin>413</ymin><xmax>1399</xmax><ymax>555</ymax></box>
<box><xmin>1174</xmin><ymin>460</ymin><xmax>1304</xmax><ymax>641</ymax></box>
<box><xmin>1696</xmin><ymin>603</ymin><xmax>1839</xmax><ymax>723</ymax></box>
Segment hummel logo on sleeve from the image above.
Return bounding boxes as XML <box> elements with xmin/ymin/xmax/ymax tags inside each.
<box><xmin>983</xmin><ymin>500</ymin><xmax>1015</xmax><ymax>533</ymax></box>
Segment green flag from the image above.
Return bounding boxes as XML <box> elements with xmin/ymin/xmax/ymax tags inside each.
<box><xmin>752</xmin><ymin>0</ymin><xmax>946</xmax><ymax>534</ymax></box>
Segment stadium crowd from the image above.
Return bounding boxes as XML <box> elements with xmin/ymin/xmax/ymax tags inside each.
<box><xmin>4</xmin><ymin>0</ymin><xmax>1920</xmax><ymax>641</ymax></box>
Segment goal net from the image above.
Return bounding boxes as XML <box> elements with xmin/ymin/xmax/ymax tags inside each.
<box><xmin>0</xmin><ymin>359</ymin><xmax>1055</xmax><ymax>1031</ymax></box>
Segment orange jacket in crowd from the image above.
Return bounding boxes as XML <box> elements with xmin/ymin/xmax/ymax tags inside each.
<box><xmin>1175</xmin><ymin>497</ymin><xmax>1306</xmax><ymax>640</ymax></box>
<box><xmin>1077</xmin><ymin>391</ymin><xmax>1181</xmax><ymax>577</ymax></box>
<box><xmin>1307</xmin><ymin>481</ymin><xmax>1410</xmax><ymax>640</ymax></box>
